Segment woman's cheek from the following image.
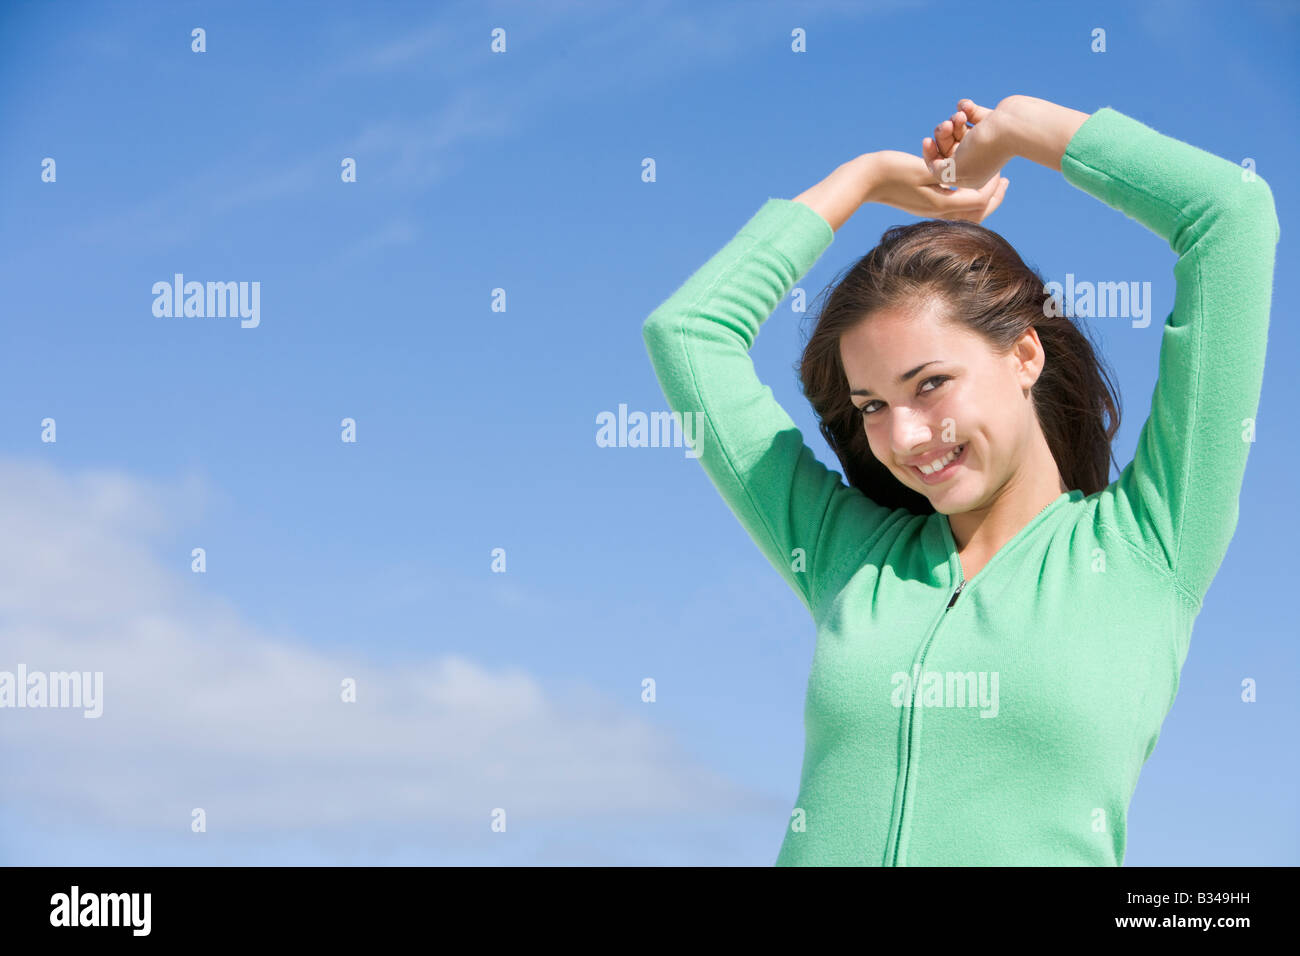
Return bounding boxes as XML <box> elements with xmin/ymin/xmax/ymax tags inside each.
<box><xmin>865</xmin><ymin>428</ymin><xmax>893</xmax><ymax>471</ymax></box>
<box><xmin>936</xmin><ymin>396</ymin><xmax>963</xmax><ymax>442</ymax></box>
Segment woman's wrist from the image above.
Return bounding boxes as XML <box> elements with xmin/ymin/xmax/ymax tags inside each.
<box><xmin>997</xmin><ymin>95</ymin><xmax>1092</xmax><ymax>172</ymax></box>
<box><xmin>792</xmin><ymin>153</ymin><xmax>878</xmax><ymax>233</ymax></box>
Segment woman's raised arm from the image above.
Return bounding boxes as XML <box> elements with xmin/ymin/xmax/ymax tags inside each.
<box><xmin>1059</xmin><ymin>106</ymin><xmax>1278</xmax><ymax>605</ymax></box>
<box><xmin>933</xmin><ymin>95</ymin><xmax>1280</xmax><ymax>605</ymax></box>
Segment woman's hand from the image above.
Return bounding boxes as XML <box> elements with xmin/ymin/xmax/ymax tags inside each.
<box><xmin>793</xmin><ymin>150</ymin><xmax>1008</xmax><ymax>231</ymax></box>
<box><xmin>864</xmin><ymin>149</ymin><xmax>1009</xmax><ymax>223</ymax></box>
<box><xmin>922</xmin><ymin>98</ymin><xmax>1018</xmax><ymax>190</ymax></box>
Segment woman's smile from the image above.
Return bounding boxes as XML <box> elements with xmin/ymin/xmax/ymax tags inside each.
<box><xmin>908</xmin><ymin>442</ymin><xmax>968</xmax><ymax>484</ymax></box>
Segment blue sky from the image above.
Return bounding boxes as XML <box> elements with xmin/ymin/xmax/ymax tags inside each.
<box><xmin>0</xmin><ymin>0</ymin><xmax>1295</xmax><ymax>866</ymax></box>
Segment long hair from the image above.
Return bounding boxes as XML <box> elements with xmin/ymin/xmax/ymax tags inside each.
<box><xmin>797</xmin><ymin>219</ymin><xmax>1122</xmax><ymax>515</ymax></box>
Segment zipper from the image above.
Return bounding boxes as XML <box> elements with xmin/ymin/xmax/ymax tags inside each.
<box><xmin>885</xmin><ymin>495</ymin><xmax>1071</xmax><ymax>865</ymax></box>
<box><xmin>887</xmin><ymin>574</ymin><xmax>964</xmax><ymax>866</ymax></box>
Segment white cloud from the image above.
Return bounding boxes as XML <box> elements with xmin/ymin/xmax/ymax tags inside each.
<box><xmin>0</xmin><ymin>458</ymin><xmax>759</xmax><ymax>839</ymax></box>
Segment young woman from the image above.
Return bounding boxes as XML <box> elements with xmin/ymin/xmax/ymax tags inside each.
<box><xmin>641</xmin><ymin>96</ymin><xmax>1278</xmax><ymax>866</ymax></box>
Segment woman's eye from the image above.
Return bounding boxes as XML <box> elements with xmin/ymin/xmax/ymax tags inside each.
<box><xmin>858</xmin><ymin>376</ymin><xmax>948</xmax><ymax>417</ymax></box>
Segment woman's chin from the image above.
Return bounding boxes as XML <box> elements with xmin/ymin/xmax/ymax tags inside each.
<box><xmin>919</xmin><ymin>481</ymin><xmax>974</xmax><ymax>513</ymax></box>
<box><xmin>896</xmin><ymin>465</ymin><xmax>974</xmax><ymax>511</ymax></box>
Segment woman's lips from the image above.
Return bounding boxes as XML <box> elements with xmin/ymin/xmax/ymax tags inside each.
<box><xmin>910</xmin><ymin>443</ymin><xmax>967</xmax><ymax>485</ymax></box>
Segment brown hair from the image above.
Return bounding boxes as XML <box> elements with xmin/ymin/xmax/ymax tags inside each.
<box><xmin>797</xmin><ymin>219</ymin><xmax>1122</xmax><ymax>515</ymax></box>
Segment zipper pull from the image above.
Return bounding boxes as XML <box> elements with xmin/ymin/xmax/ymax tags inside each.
<box><xmin>946</xmin><ymin>580</ymin><xmax>966</xmax><ymax>610</ymax></box>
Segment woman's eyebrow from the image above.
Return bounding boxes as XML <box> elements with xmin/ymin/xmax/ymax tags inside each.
<box><xmin>850</xmin><ymin>360</ymin><xmax>943</xmax><ymax>397</ymax></box>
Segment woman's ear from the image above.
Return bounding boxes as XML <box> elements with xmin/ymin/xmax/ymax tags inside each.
<box><xmin>1013</xmin><ymin>326</ymin><xmax>1047</xmax><ymax>389</ymax></box>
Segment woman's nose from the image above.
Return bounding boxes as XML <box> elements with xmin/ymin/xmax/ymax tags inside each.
<box><xmin>891</xmin><ymin>414</ymin><xmax>933</xmax><ymax>457</ymax></box>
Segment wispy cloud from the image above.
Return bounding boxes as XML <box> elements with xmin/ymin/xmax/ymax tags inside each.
<box><xmin>68</xmin><ymin>0</ymin><xmax>922</xmax><ymax>253</ymax></box>
<box><xmin>330</xmin><ymin>216</ymin><xmax>420</xmax><ymax>265</ymax></box>
<box><xmin>336</xmin><ymin>22</ymin><xmax>452</xmax><ymax>73</ymax></box>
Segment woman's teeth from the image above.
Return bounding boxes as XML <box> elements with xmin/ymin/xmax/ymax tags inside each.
<box><xmin>917</xmin><ymin>444</ymin><xmax>964</xmax><ymax>475</ymax></box>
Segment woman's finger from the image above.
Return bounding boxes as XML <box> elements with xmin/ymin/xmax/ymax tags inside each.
<box><xmin>918</xmin><ymin>138</ymin><xmax>941</xmax><ymax>181</ymax></box>
<box><xmin>950</xmin><ymin>111</ymin><xmax>968</xmax><ymax>145</ymax></box>
<box><xmin>968</xmin><ymin>176</ymin><xmax>1009</xmax><ymax>220</ymax></box>
<box><xmin>922</xmin><ymin>182</ymin><xmax>971</xmax><ymax>212</ymax></box>
<box><xmin>978</xmin><ymin>176</ymin><xmax>1010</xmax><ymax>220</ymax></box>
<box><xmin>957</xmin><ymin>98</ymin><xmax>993</xmax><ymax>123</ymax></box>
<box><xmin>929</xmin><ymin>176</ymin><xmax>1008</xmax><ymax>220</ymax></box>
<box><xmin>935</xmin><ymin>118</ymin><xmax>955</xmax><ymax>156</ymax></box>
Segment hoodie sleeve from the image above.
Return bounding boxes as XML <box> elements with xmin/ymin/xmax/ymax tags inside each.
<box><xmin>641</xmin><ymin>198</ymin><xmax>895</xmax><ymax>617</ymax></box>
<box><xmin>1061</xmin><ymin>107</ymin><xmax>1280</xmax><ymax>605</ymax></box>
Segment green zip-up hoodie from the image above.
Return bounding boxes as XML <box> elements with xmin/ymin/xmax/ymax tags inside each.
<box><xmin>641</xmin><ymin>107</ymin><xmax>1279</xmax><ymax>866</ymax></box>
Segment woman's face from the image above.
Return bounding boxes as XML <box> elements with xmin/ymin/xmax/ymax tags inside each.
<box><xmin>838</xmin><ymin>298</ymin><xmax>1044</xmax><ymax>515</ymax></box>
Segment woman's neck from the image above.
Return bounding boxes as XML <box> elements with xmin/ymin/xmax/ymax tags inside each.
<box><xmin>945</xmin><ymin>428</ymin><xmax>1067</xmax><ymax>571</ymax></box>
